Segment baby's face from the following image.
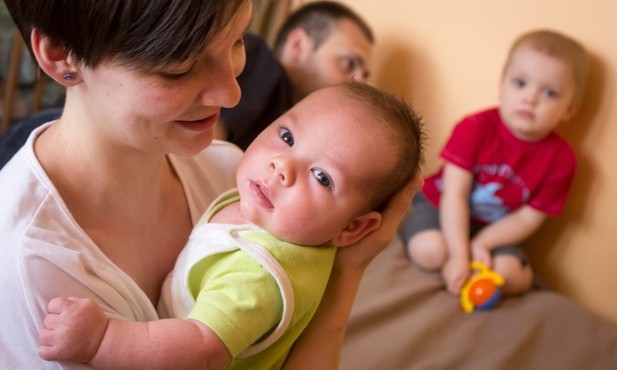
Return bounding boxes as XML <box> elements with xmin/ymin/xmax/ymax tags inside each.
<box><xmin>236</xmin><ymin>86</ymin><xmax>394</xmax><ymax>246</ymax></box>
<box><xmin>499</xmin><ymin>45</ymin><xmax>579</xmax><ymax>142</ymax></box>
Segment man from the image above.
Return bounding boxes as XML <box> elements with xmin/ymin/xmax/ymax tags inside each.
<box><xmin>218</xmin><ymin>1</ymin><xmax>374</xmax><ymax>150</ymax></box>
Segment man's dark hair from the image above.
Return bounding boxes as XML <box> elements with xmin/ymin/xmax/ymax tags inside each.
<box><xmin>273</xmin><ymin>1</ymin><xmax>374</xmax><ymax>58</ymax></box>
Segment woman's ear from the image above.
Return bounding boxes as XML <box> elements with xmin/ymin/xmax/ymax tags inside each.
<box><xmin>30</xmin><ymin>29</ymin><xmax>80</xmax><ymax>86</ymax></box>
<box><xmin>331</xmin><ymin>211</ymin><xmax>382</xmax><ymax>248</ymax></box>
<box><xmin>279</xmin><ymin>28</ymin><xmax>313</xmax><ymax>65</ymax></box>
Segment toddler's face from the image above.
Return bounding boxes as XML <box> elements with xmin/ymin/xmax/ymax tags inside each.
<box><xmin>499</xmin><ymin>45</ymin><xmax>579</xmax><ymax>142</ymax></box>
<box><xmin>236</xmin><ymin>86</ymin><xmax>394</xmax><ymax>246</ymax></box>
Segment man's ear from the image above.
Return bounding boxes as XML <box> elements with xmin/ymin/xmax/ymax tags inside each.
<box><xmin>331</xmin><ymin>211</ymin><xmax>382</xmax><ymax>247</ymax></box>
<box><xmin>30</xmin><ymin>29</ymin><xmax>80</xmax><ymax>86</ymax></box>
<box><xmin>279</xmin><ymin>28</ymin><xmax>313</xmax><ymax>65</ymax></box>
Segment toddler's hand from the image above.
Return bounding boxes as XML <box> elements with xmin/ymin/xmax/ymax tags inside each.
<box><xmin>38</xmin><ymin>297</ymin><xmax>108</xmax><ymax>363</ymax></box>
<box><xmin>443</xmin><ymin>257</ymin><xmax>470</xmax><ymax>295</ymax></box>
<box><xmin>471</xmin><ymin>243</ymin><xmax>493</xmax><ymax>269</ymax></box>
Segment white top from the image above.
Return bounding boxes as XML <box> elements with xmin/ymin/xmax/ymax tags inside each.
<box><xmin>0</xmin><ymin>122</ymin><xmax>242</xmax><ymax>369</ymax></box>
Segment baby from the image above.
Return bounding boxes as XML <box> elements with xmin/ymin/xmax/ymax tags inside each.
<box><xmin>38</xmin><ymin>81</ymin><xmax>425</xmax><ymax>369</ymax></box>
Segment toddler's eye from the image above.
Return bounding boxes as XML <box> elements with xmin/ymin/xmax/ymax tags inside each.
<box><xmin>279</xmin><ymin>128</ymin><xmax>294</xmax><ymax>146</ymax></box>
<box><xmin>541</xmin><ymin>88</ymin><xmax>559</xmax><ymax>98</ymax></box>
<box><xmin>513</xmin><ymin>78</ymin><xmax>526</xmax><ymax>88</ymax></box>
<box><xmin>312</xmin><ymin>169</ymin><xmax>333</xmax><ymax>189</ymax></box>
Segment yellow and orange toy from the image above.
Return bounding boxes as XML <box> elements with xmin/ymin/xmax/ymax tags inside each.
<box><xmin>460</xmin><ymin>261</ymin><xmax>505</xmax><ymax>313</ymax></box>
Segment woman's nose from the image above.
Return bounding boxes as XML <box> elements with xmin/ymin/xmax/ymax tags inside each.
<box><xmin>199</xmin><ymin>48</ymin><xmax>245</xmax><ymax>108</ymax></box>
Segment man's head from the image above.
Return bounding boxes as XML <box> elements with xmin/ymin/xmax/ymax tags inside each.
<box><xmin>273</xmin><ymin>1</ymin><xmax>374</xmax><ymax>100</ymax></box>
<box><xmin>237</xmin><ymin>81</ymin><xmax>425</xmax><ymax>247</ymax></box>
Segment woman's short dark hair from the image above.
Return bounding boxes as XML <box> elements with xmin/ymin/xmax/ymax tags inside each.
<box><xmin>4</xmin><ymin>0</ymin><xmax>247</xmax><ymax>71</ymax></box>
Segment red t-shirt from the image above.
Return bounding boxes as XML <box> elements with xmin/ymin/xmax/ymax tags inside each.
<box><xmin>423</xmin><ymin>108</ymin><xmax>576</xmax><ymax>224</ymax></box>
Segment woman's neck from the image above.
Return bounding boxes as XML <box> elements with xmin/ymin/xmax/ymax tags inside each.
<box><xmin>35</xmin><ymin>117</ymin><xmax>192</xmax><ymax>303</ymax></box>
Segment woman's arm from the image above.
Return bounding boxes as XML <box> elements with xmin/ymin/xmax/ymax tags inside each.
<box><xmin>38</xmin><ymin>297</ymin><xmax>231</xmax><ymax>370</ymax></box>
<box><xmin>283</xmin><ymin>177</ymin><xmax>422</xmax><ymax>370</ymax></box>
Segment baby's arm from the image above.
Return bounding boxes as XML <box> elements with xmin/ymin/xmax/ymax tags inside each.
<box><xmin>38</xmin><ymin>297</ymin><xmax>231</xmax><ymax>370</ymax></box>
<box><xmin>440</xmin><ymin>163</ymin><xmax>474</xmax><ymax>294</ymax></box>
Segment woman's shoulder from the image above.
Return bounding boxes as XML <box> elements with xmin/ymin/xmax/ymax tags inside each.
<box><xmin>172</xmin><ymin>140</ymin><xmax>242</xmax><ymax>175</ymax></box>
<box><xmin>201</xmin><ymin>139</ymin><xmax>244</xmax><ymax>165</ymax></box>
<box><xmin>169</xmin><ymin>140</ymin><xmax>243</xmax><ymax>219</ymax></box>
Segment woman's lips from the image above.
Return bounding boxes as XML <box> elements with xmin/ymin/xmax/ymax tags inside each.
<box><xmin>176</xmin><ymin>112</ymin><xmax>220</xmax><ymax>131</ymax></box>
<box><xmin>249</xmin><ymin>181</ymin><xmax>274</xmax><ymax>210</ymax></box>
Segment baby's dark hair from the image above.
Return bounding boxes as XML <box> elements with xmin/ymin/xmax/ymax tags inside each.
<box><xmin>3</xmin><ymin>0</ymin><xmax>246</xmax><ymax>72</ymax></box>
<box><xmin>338</xmin><ymin>81</ymin><xmax>426</xmax><ymax>212</ymax></box>
<box><xmin>273</xmin><ymin>1</ymin><xmax>374</xmax><ymax>58</ymax></box>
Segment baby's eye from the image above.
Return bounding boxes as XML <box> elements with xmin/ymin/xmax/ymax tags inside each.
<box><xmin>541</xmin><ymin>87</ymin><xmax>559</xmax><ymax>98</ymax></box>
<box><xmin>312</xmin><ymin>169</ymin><xmax>333</xmax><ymax>189</ymax></box>
<box><xmin>279</xmin><ymin>127</ymin><xmax>294</xmax><ymax>146</ymax></box>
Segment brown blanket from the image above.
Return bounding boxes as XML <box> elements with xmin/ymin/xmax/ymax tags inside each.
<box><xmin>341</xmin><ymin>238</ymin><xmax>617</xmax><ymax>370</ymax></box>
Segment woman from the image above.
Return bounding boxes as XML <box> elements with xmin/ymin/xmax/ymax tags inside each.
<box><xmin>0</xmin><ymin>1</ymin><xmax>417</xmax><ymax>368</ymax></box>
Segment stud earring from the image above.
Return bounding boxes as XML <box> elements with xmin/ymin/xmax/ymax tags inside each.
<box><xmin>63</xmin><ymin>73</ymin><xmax>75</xmax><ymax>80</ymax></box>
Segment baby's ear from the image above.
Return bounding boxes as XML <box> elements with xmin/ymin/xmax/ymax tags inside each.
<box><xmin>331</xmin><ymin>211</ymin><xmax>382</xmax><ymax>247</ymax></box>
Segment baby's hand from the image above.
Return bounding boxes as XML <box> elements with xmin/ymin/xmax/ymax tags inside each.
<box><xmin>38</xmin><ymin>297</ymin><xmax>108</xmax><ymax>363</ymax></box>
<box><xmin>443</xmin><ymin>257</ymin><xmax>470</xmax><ymax>295</ymax></box>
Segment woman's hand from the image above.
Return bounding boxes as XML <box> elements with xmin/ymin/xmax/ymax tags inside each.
<box><xmin>284</xmin><ymin>177</ymin><xmax>423</xmax><ymax>370</ymax></box>
<box><xmin>334</xmin><ymin>176</ymin><xmax>424</xmax><ymax>272</ymax></box>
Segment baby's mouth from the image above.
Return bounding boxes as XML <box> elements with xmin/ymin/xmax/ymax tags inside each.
<box><xmin>249</xmin><ymin>181</ymin><xmax>274</xmax><ymax>210</ymax></box>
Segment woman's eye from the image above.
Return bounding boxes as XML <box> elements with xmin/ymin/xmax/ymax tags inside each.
<box><xmin>235</xmin><ymin>36</ymin><xmax>246</xmax><ymax>48</ymax></box>
<box><xmin>160</xmin><ymin>65</ymin><xmax>195</xmax><ymax>80</ymax></box>
<box><xmin>162</xmin><ymin>71</ymin><xmax>191</xmax><ymax>80</ymax></box>
<box><xmin>279</xmin><ymin>128</ymin><xmax>294</xmax><ymax>146</ymax></box>
<box><xmin>312</xmin><ymin>169</ymin><xmax>333</xmax><ymax>189</ymax></box>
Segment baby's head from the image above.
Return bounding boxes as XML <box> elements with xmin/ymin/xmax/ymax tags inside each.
<box><xmin>499</xmin><ymin>29</ymin><xmax>589</xmax><ymax>141</ymax></box>
<box><xmin>237</xmin><ymin>81</ymin><xmax>425</xmax><ymax>247</ymax></box>
<box><xmin>342</xmin><ymin>82</ymin><xmax>425</xmax><ymax>213</ymax></box>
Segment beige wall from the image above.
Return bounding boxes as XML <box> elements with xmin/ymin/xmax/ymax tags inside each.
<box><xmin>316</xmin><ymin>0</ymin><xmax>617</xmax><ymax>325</ymax></box>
